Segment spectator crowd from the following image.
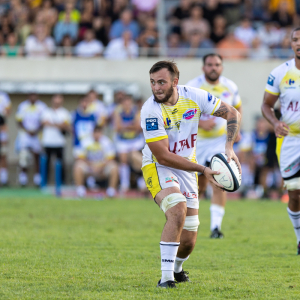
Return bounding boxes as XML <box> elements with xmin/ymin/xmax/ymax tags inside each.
<box><xmin>0</xmin><ymin>0</ymin><xmax>298</xmax><ymax>59</ymax></box>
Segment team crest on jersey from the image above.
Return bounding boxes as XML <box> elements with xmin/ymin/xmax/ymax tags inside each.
<box><xmin>222</xmin><ymin>91</ymin><xmax>231</xmax><ymax>98</ymax></box>
<box><xmin>175</xmin><ymin>121</ymin><xmax>181</xmax><ymax>130</ymax></box>
<box><xmin>147</xmin><ymin>177</ymin><xmax>153</xmax><ymax>188</ymax></box>
<box><xmin>183</xmin><ymin>109</ymin><xmax>197</xmax><ymax>120</ymax></box>
<box><xmin>267</xmin><ymin>75</ymin><xmax>275</xmax><ymax>86</ymax></box>
<box><xmin>146</xmin><ymin>118</ymin><xmax>158</xmax><ymax>131</ymax></box>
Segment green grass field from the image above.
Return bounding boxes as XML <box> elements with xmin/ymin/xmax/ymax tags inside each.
<box><xmin>0</xmin><ymin>189</ymin><xmax>300</xmax><ymax>299</ymax></box>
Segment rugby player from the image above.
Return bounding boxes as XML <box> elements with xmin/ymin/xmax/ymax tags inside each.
<box><xmin>141</xmin><ymin>61</ymin><xmax>241</xmax><ymax>288</ymax></box>
<box><xmin>0</xmin><ymin>91</ymin><xmax>11</xmax><ymax>185</ymax></box>
<box><xmin>186</xmin><ymin>53</ymin><xmax>242</xmax><ymax>238</ymax></box>
<box><xmin>262</xmin><ymin>27</ymin><xmax>300</xmax><ymax>255</ymax></box>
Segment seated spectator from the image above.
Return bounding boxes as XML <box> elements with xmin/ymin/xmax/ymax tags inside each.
<box><xmin>181</xmin><ymin>4</ymin><xmax>210</xmax><ymax>40</ymax></box>
<box><xmin>104</xmin><ymin>30</ymin><xmax>139</xmax><ymax>60</ymax></box>
<box><xmin>234</xmin><ymin>17</ymin><xmax>257</xmax><ymax>47</ymax></box>
<box><xmin>58</xmin><ymin>0</ymin><xmax>81</xmax><ymax>23</ymax></box>
<box><xmin>41</xmin><ymin>94</ymin><xmax>71</xmax><ymax>185</ymax></box>
<box><xmin>132</xmin><ymin>0</ymin><xmax>159</xmax><ymax>26</ymax></box>
<box><xmin>86</xmin><ymin>89</ymin><xmax>108</xmax><ymax>126</ymax></box>
<box><xmin>78</xmin><ymin>7</ymin><xmax>93</xmax><ymax>40</ymax></box>
<box><xmin>10</xmin><ymin>0</ymin><xmax>29</xmax><ymax>26</ymax></box>
<box><xmin>210</xmin><ymin>15</ymin><xmax>227</xmax><ymax>44</ymax></box>
<box><xmin>35</xmin><ymin>0</ymin><xmax>58</xmax><ymax>29</ymax></box>
<box><xmin>105</xmin><ymin>0</ymin><xmax>128</xmax><ymax>23</ymax></box>
<box><xmin>93</xmin><ymin>16</ymin><xmax>109</xmax><ymax>46</ymax></box>
<box><xmin>138</xmin><ymin>17</ymin><xmax>159</xmax><ymax>57</ymax></box>
<box><xmin>109</xmin><ymin>8</ymin><xmax>139</xmax><ymax>40</ymax></box>
<box><xmin>0</xmin><ymin>15</ymin><xmax>14</xmax><ymax>42</ymax></box>
<box><xmin>73</xmin><ymin>125</ymin><xmax>118</xmax><ymax>198</ymax></box>
<box><xmin>271</xmin><ymin>1</ymin><xmax>294</xmax><ymax>27</ymax></box>
<box><xmin>59</xmin><ymin>35</ymin><xmax>74</xmax><ymax>57</ymax></box>
<box><xmin>273</xmin><ymin>34</ymin><xmax>294</xmax><ymax>59</ymax></box>
<box><xmin>113</xmin><ymin>94</ymin><xmax>144</xmax><ymax>192</ymax></box>
<box><xmin>244</xmin><ymin>0</ymin><xmax>269</xmax><ymax>21</ymax></box>
<box><xmin>186</xmin><ymin>30</ymin><xmax>214</xmax><ymax>58</ymax></box>
<box><xmin>24</xmin><ymin>23</ymin><xmax>56</xmax><ymax>58</ymax></box>
<box><xmin>15</xmin><ymin>10</ymin><xmax>32</xmax><ymax>45</ymax></box>
<box><xmin>269</xmin><ymin>0</ymin><xmax>295</xmax><ymax>16</ymax></box>
<box><xmin>219</xmin><ymin>0</ymin><xmax>242</xmax><ymax>26</ymax></box>
<box><xmin>54</xmin><ymin>11</ymin><xmax>78</xmax><ymax>44</ymax></box>
<box><xmin>203</xmin><ymin>0</ymin><xmax>222</xmax><ymax>27</ymax></box>
<box><xmin>167</xmin><ymin>32</ymin><xmax>186</xmax><ymax>57</ymax></box>
<box><xmin>75</xmin><ymin>29</ymin><xmax>103</xmax><ymax>57</ymax></box>
<box><xmin>2</xmin><ymin>32</ymin><xmax>22</xmax><ymax>57</ymax></box>
<box><xmin>257</xmin><ymin>21</ymin><xmax>285</xmax><ymax>48</ymax></box>
<box><xmin>248</xmin><ymin>36</ymin><xmax>271</xmax><ymax>60</ymax></box>
<box><xmin>169</xmin><ymin>0</ymin><xmax>191</xmax><ymax>26</ymax></box>
<box><xmin>217</xmin><ymin>29</ymin><xmax>247</xmax><ymax>59</ymax></box>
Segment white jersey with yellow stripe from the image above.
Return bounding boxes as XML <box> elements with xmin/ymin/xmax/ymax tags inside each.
<box><xmin>140</xmin><ymin>85</ymin><xmax>221</xmax><ymax>167</ymax></box>
<box><xmin>265</xmin><ymin>58</ymin><xmax>300</xmax><ymax>137</ymax></box>
<box><xmin>186</xmin><ymin>74</ymin><xmax>241</xmax><ymax>139</ymax></box>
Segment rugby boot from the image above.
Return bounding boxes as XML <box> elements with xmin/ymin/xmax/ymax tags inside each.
<box><xmin>210</xmin><ymin>227</ymin><xmax>224</xmax><ymax>239</ymax></box>
<box><xmin>157</xmin><ymin>279</ymin><xmax>177</xmax><ymax>288</ymax></box>
<box><xmin>297</xmin><ymin>242</ymin><xmax>300</xmax><ymax>255</ymax></box>
<box><xmin>174</xmin><ymin>270</ymin><xmax>190</xmax><ymax>282</ymax></box>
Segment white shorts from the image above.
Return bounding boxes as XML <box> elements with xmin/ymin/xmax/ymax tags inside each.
<box><xmin>142</xmin><ymin>163</ymin><xmax>199</xmax><ymax>209</ymax></box>
<box><xmin>196</xmin><ymin>135</ymin><xmax>226</xmax><ymax>170</ymax></box>
<box><xmin>276</xmin><ymin>136</ymin><xmax>300</xmax><ymax>178</ymax></box>
<box><xmin>115</xmin><ymin>136</ymin><xmax>145</xmax><ymax>154</ymax></box>
<box><xmin>17</xmin><ymin>132</ymin><xmax>41</xmax><ymax>153</ymax></box>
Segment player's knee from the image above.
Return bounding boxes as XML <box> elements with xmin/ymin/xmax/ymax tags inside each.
<box><xmin>160</xmin><ymin>193</ymin><xmax>186</xmax><ymax>214</ymax></box>
<box><xmin>183</xmin><ymin>215</ymin><xmax>200</xmax><ymax>232</ymax></box>
<box><xmin>284</xmin><ymin>177</ymin><xmax>300</xmax><ymax>191</ymax></box>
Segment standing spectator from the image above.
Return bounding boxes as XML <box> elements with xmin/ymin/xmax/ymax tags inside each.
<box><xmin>105</xmin><ymin>30</ymin><xmax>139</xmax><ymax>60</ymax></box>
<box><xmin>109</xmin><ymin>9</ymin><xmax>139</xmax><ymax>40</ymax></box>
<box><xmin>73</xmin><ymin>125</ymin><xmax>119</xmax><ymax>198</ymax></box>
<box><xmin>41</xmin><ymin>94</ymin><xmax>71</xmax><ymax>185</ymax></box>
<box><xmin>234</xmin><ymin>17</ymin><xmax>257</xmax><ymax>47</ymax></box>
<box><xmin>24</xmin><ymin>23</ymin><xmax>56</xmax><ymax>58</ymax></box>
<box><xmin>182</xmin><ymin>5</ymin><xmax>210</xmax><ymax>40</ymax></box>
<box><xmin>217</xmin><ymin>29</ymin><xmax>247</xmax><ymax>59</ymax></box>
<box><xmin>54</xmin><ymin>11</ymin><xmax>78</xmax><ymax>44</ymax></box>
<box><xmin>86</xmin><ymin>89</ymin><xmax>108</xmax><ymax>126</ymax></box>
<box><xmin>58</xmin><ymin>0</ymin><xmax>81</xmax><ymax>23</ymax></box>
<box><xmin>15</xmin><ymin>93</ymin><xmax>47</xmax><ymax>186</ymax></box>
<box><xmin>186</xmin><ymin>30</ymin><xmax>214</xmax><ymax>58</ymax></box>
<box><xmin>0</xmin><ymin>91</ymin><xmax>11</xmax><ymax>186</ymax></box>
<box><xmin>75</xmin><ymin>28</ymin><xmax>103</xmax><ymax>57</ymax></box>
<box><xmin>2</xmin><ymin>32</ymin><xmax>22</xmax><ymax>57</ymax></box>
<box><xmin>138</xmin><ymin>17</ymin><xmax>158</xmax><ymax>57</ymax></box>
<box><xmin>210</xmin><ymin>15</ymin><xmax>227</xmax><ymax>44</ymax></box>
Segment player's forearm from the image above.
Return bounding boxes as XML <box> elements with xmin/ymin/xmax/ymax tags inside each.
<box><xmin>157</xmin><ymin>152</ymin><xmax>205</xmax><ymax>173</ymax></box>
<box><xmin>225</xmin><ymin>108</ymin><xmax>241</xmax><ymax>148</ymax></box>
<box><xmin>261</xmin><ymin>103</ymin><xmax>278</xmax><ymax>127</ymax></box>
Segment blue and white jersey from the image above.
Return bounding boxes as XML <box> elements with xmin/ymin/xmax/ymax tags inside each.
<box><xmin>72</xmin><ymin>109</ymin><xmax>96</xmax><ymax>147</ymax></box>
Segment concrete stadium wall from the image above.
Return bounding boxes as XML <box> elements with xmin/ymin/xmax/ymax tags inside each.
<box><xmin>0</xmin><ymin>58</ymin><xmax>284</xmax><ymax>166</ymax></box>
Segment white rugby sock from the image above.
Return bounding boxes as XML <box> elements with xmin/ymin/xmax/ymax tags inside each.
<box><xmin>160</xmin><ymin>241</ymin><xmax>179</xmax><ymax>283</ymax></box>
<box><xmin>174</xmin><ymin>255</ymin><xmax>189</xmax><ymax>273</ymax></box>
<box><xmin>287</xmin><ymin>207</ymin><xmax>300</xmax><ymax>243</ymax></box>
<box><xmin>210</xmin><ymin>204</ymin><xmax>225</xmax><ymax>231</ymax></box>
<box><xmin>119</xmin><ymin>163</ymin><xmax>130</xmax><ymax>190</ymax></box>
<box><xmin>19</xmin><ymin>172</ymin><xmax>28</xmax><ymax>185</ymax></box>
<box><xmin>0</xmin><ymin>168</ymin><xmax>8</xmax><ymax>184</ymax></box>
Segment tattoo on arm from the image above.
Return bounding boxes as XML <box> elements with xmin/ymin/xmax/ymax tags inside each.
<box><xmin>213</xmin><ymin>103</ymin><xmax>229</xmax><ymax>118</ymax></box>
<box><xmin>227</xmin><ymin>119</ymin><xmax>238</xmax><ymax>143</ymax></box>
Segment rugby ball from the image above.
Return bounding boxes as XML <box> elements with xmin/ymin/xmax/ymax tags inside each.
<box><xmin>210</xmin><ymin>153</ymin><xmax>241</xmax><ymax>192</ymax></box>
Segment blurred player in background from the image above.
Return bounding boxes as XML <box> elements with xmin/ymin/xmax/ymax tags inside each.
<box><xmin>41</xmin><ymin>94</ymin><xmax>71</xmax><ymax>184</ymax></box>
<box><xmin>186</xmin><ymin>54</ymin><xmax>242</xmax><ymax>238</ymax></box>
<box><xmin>0</xmin><ymin>91</ymin><xmax>11</xmax><ymax>185</ymax></box>
<box><xmin>113</xmin><ymin>94</ymin><xmax>145</xmax><ymax>192</ymax></box>
<box><xmin>73</xmin><ymin>125</ymin><xmax>118</xmax><ymax>198</ymax></box>
<box><xmin>141</xmin><ymin>61</ymin><xmax>241</xmax><ymax>288</ymax></box>
<box><xmin>262</xmin><ymin>27</ymin><xmax>300</xmax><ymax>255</ymax></box>
<box><xmin>15</xmin><ymin>93</ymin><xmax>47</xmax><ymax>186</ymax></box>
<box><xmin>86</xmin><ymin>89</ymin><xmax>108</xmax><ymax>126</ymax></box>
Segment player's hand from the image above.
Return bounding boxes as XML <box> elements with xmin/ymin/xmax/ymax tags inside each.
<box><xmin>203</xmin><ymin>167</ymin><xmax>224</xmax><ymax>191</ymax></box>
<box><xmin>225</xmin><ymin>147</ymin><xmax>242</xmax><ymax>174</ymax></box>
<box><xmin>199</xmin><ymin>119</ymin><xmax>216</xmax><ymax>131</ymax></box>
<box><xmin>274</xmin><ymin>121</ymin><xmax>289</xmax><ymax>138</ymax></box>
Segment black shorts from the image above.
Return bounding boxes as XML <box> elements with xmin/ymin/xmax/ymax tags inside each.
<box><xmin>282</xmin><ymin>169</ymin><xmax>300</xmax><ymax>180</ymax></box>
<box><xmin>0</xmin><ymin>115</ymin><xmax>5</xmax><ymax>126</ymax></box>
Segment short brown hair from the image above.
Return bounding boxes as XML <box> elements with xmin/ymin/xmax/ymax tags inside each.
<box><xmin>149</xmin><ymin>61</ymin><xmax>180</xmax><ymax>79</ymax></box>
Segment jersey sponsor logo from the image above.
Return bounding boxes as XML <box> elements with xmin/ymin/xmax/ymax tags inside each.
<box><xmin>165</xmin><ymin>176</ymin><xmax>179</xmax><ymax>184</ymax></box>
<box><xmin>146</xmin><ymin>118</ymin><xmax>158</xmax><ymax>131</ymax></box>
<box><xmin>164</xmin><ymin>118</ymin><xmax>172</xmax><ymax>130</ymax></box>
<box><xmin>286</xmin><ymin>79</ymin><xmax>295</xmax><ymax>85</ymax></box>
<box><xmin>284</xmin><ymin>160</ymin><xmax>300</xmax><ymax>173</ymax></box>
<box><xmin>169</xmin><ymin>133</ymin><xmax>197</xmax><ymax>154</ymax></box>
<box><xmin>208</xmin><ymin>93</ymin><xmax>213</xmax><ymax>101</ymax></box>
<box><xmin>267</xmin><ymin>75</ymin><xmax>275</xmax><ymax>86</ymax></box>
<box><xmin>287</xmin><ymin>101</ymin><xmax>299</xmax><ymax>111</ymax></box>
<box><xmin>183</xmin><ymin>109</ymin><xmax>197</xmax><ymax>120</ymax></box>
<box><xmin>183</xmin><ymin>191</ymin><xmax>197</xmax><ymax>199</ymax></box>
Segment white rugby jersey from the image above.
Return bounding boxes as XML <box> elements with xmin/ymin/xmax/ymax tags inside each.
<box><xmin>186</xmin><ymin>74</ymin><xmax>241</xmax><ymax>139</ymax></box>
<box><xmin>265</xmin><ymin>58</ymin><xmax>300</xmax><ymax>137</ymax></box>
<box><xmin>140</xmin><ymin>85</ymin><xmax>221</xmax><ymax>167</ymax></box>
<box><xmin>0</xmin><ymin>92</ymin><xmax>11</xmax><ymax>116</ymax></box>
<box><xmin>16</xmin><ymin>100</ymin><xmax>47</xmax><ymax>132</ymax></box>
